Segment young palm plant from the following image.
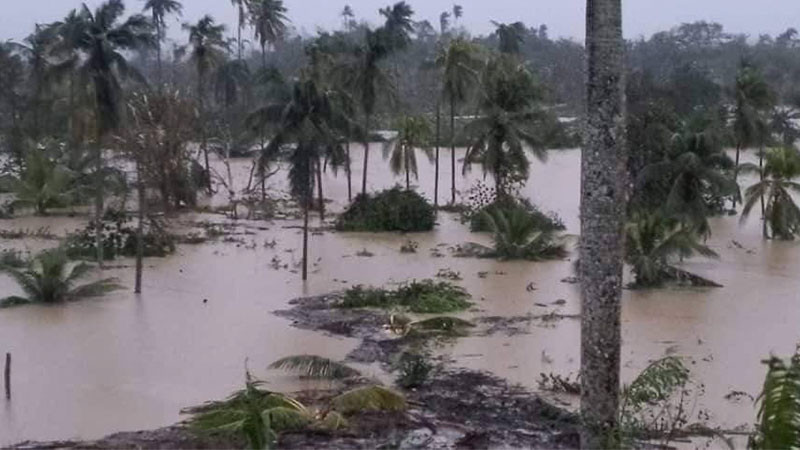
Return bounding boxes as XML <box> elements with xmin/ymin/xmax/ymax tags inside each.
<box><xmin>752</xmin><ymin>349</ymin><xmax>800</xmax><ymax>450</ymax></box>
<box><xmin>0</xmin><ymin>249</ymin><xmax>120</xmax><ymax>307</ymax></box>
<box><xmin>383</xmin><ymin>115</ymin><xmax>433</xmax><ymax>191</ymax></box>
<box><xmin>9</xmin><ymin>146</ymin><xmax>75</xmax><ymax>215</ymax></box>
<box><xmin>741</xmin><ymin>146</ymin><xmax>800</xmax><ymax>240</ymax></box>
<box><xmin>482</xmin><ymin>206</ymin><xmax>566</xmax><ymax>261</ymax></box>
<box><xmin>625</xmin><ymin>211</ymin><xmax>718</xmax><ymax>287</ymax></box>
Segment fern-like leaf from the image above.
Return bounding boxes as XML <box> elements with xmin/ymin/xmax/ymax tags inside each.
<box><xmin>269</xmin><ymin>355</ymin><xmax>361</xmax><ymax>379</ymax></box>
<box><xmin>331</xmin><ymin>385</ymin><xmax>406</xmax><ymax>414</ymax></box>
<box><xmin>753</xmin><ymin>352</ymin><xmax>800</xmax><ymax>449</ymax></box>
<box><xmin>622</xmin><ymin>356</ymin><xmax>689</xmax><ymax>410</ymax></box>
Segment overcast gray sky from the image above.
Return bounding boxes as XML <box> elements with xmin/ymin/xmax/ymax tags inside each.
<box><xmin>3</xmin><ymin>0</ymin><xmax>799</xmax><ymax>43</ymax></box>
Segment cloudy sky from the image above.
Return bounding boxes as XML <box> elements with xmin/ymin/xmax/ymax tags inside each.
<box><xmin>2</xmin><ymin>0</ymin><xmax>798</xmax><ymax>43</ymax></box>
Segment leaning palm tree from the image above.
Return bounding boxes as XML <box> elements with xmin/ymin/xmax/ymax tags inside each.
<box><xmin>143</xmin><ymin>0</ymin><xmax>182</xmax><ymax>84</ymax></box>
<box><xmin>183</xmin><ymin>15</ymin><xmax>228</xmax><ymax>191</ymax></box>
<box><xmin>72</xmin><ymin>0</ymin><xmax>154</xmax><ymax>264</ymax></box>
<box><xmin>384</xmin><ymin>115</ymin><xmax>432</xmax><ymax>190</ymax></box>
<box><xmin>0</xmin><ymin>249</ymin><xmax>121</xmax><ymax>307</ymax></box>
<box><xmin>230</xmin><ymin>0</ymin><xmax>249</xmax><ymax>60</ymax></box>
<box><xmin>491</xmin><ymin>21</ymin><xmax>526</xmax><ymax>55</ymax></box>
<box><xmin>438</xmin><ymin>37</ymin><xmax>482</xmax><ymax>204</ymax></box>
<box><xmin>248</xmin><ymin>0</ymin><xmax>289</xmax><ymax>70</ymax></box>
<box><xmin>742</xmin><ymin>146</ymin><xmax>800</xmax><ymax>240</ymax></box>
<box><xmin>463</xmin><ymin>55</ymin><xmax>547</xmax><ymax>196</ymax></box>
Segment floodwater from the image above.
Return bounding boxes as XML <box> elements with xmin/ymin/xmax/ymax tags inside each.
<box><xmin>0</xmin><ymin>146</ymin><xmax>798</xmax><ymax>446</ymax></box>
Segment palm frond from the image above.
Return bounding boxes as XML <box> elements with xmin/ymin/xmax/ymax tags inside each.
<box><xmin>331</xmin><ymin>385</ymin><xmax>406</xmax><ymax>414</ymax></box>
<box><xmin>752</xmin><ymin>351</ymin><xmax>800</xmax><ymax>450</ymax></box>
<box><xmin>269</xmin><ymin>355</ymin><xmax>361</xmax><ymax>379</ymax></box>
<box><xmin>622</xmin><ymin>357</ymin><xmax>689</xmax><ymax>411</ymax></box>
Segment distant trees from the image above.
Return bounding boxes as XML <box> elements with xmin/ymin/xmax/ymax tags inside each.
<box><xmin>143</xmin><ymin>0</ymin><xmax>183</xmax><ymax>83</ymax></box>
<box><xmin>742</xmin><ymin>146</ymin><xmax>800</xmax><ymax>240</ymax></box>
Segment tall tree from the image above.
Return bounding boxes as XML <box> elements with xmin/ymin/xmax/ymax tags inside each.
<box><xmin>73</xmin><ymin>0</ymin><xmax>154</xmax><ymax>264</ymax></box>
<box><xmin>248</xmin><ymin>0</ymin><xmax>289</xmax><ymax>70</ymax></box>
<box><xmin>341</xmin><ymin>5</ymin><xmax>355</xmax><ymax>31</ymax></box>
<box><xmin>183</xmin><ymin>15</ymin><xmax>228</xmax><ymax>192</ymax></box>
<box><xmin>230</xmin><ymin>0</ymin><xmax>248</xmax><ymax>60</ymax></box>
<box><xmin>580</xmin><ymin>0</ymin><xmax>626</xmax><ymax>447</ymax></box>
<box><xmin>492</xmin><ymin>21</ymin><xmax>526</xmax><ymax>55</ymax></box>
<box><xmin>732</xmin><ymin>63</ymin><xmax>772</xmax><ymax>207</ymax></box>
<box><xmin>742</xmin><ymin>146</ymin><xmax>800</xmax><ymax>240</ymax></box>
<box><xmin>384</xmin><ymin>115</ymin><xmax>432</xmax><ymax>190</ymax></box>
<box><xmin>438</xmin><ymin>37</ymin><xmax>481</xmax><ymax>204</ymax></box>
<box><xmin>143</xmin><ymin>0</ymin><xmax>183</xmax><ymax>84</ymax></box>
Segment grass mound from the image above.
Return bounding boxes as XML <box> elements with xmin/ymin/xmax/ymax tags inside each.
<box><xmin>336</xmin><ymin>188</ymin><xmax>435</xmax><ymax>232</ymax></box>
<box><xmin>470</xmin><ymin>197</ymin><xmax>564</xmax><ymax>233</ymax></box>
<box><xmin>337</xmin><ymin>280</ymin><xmax>471</xmax><ymax>314</ymax></box>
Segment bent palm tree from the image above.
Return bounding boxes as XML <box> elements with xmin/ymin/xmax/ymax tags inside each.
<box><xmin>269</xmin><ymin>355</ymin><xmax>361</xmax><ymax>379</ymax></box>
<box><xmin>742</xmin><ymin>147</ymin><xmax>800</xmax><ymax>240</ymax></box>
<box><xmin>492</xmin><ymin>21</ymin><xmax>526</xmax><ymax>55</ymax></box>
<box><xmin>143</xmin><ymin>0</ymin><xmax>183</xmax><ymax>84</ymax></box>
<box><xmin>248</xmin><ymin>0</ymin><xmax>289</xmax><ymax>70</ymax></box>
<box><xmin>0</xmin><ymin>249</ymin><xmax>121</xmax><ymax>307</ymax></box>
<box><xmin>384</xmin><ymin>115</ymin><xmax>432</xmax><ymax>190</ymax></box>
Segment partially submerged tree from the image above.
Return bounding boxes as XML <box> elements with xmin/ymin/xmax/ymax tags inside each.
<box><xmin>383</xmin><ymin>115</ymin><xmax>432</xmax><ymax>190</ymax></box>
<box><xmin>483</xmin><ymin>206</ymin><xmax>566</xmax><ymax>261</ymax></box>
<box><xmin>742</xmin><ymin>146</ymin><xmax>800</xmax><ymax>240</ymax></box>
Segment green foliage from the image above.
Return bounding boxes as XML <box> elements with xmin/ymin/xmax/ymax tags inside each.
<box><xmin>0</xmin><ymin>249</ymin><xmax>28</xmax><ymax>268</ymax></box>
<box><xmin>462</xmin><ymin>183</ymin><xmax>563</xmax><ymax>233</ymax></box>
<box><xmin>482</xmin><ymin>205</ymin><xmax>567</xmax><ymax>261</ymax></box>
<box><xmin>752</xmin><ymin>349</ymin><xmax>800</xmax><ymax>450</ymax></box>
<box><xmin>8</xmin><ymin>146</ymin><xmax>76</xmax><ymax>215</ymax></box>
<box><xmin>336</xmin><ymin>188</ymin><xmax>435</xmax><ymax>232</ymax></box>
<box><xmin>0</xmin><ymin>249</ymin><xmax>121</xmax><ymax>307</ymax></box>
<box><xmin>625</xmin><ymin>211</ymin><xmax>718</xmax><ymax>287</ymax></box>
<box><xmin>64</xmin><ymin>211</ymin><xmax>176</xmax><ymax>261</ymax></box>
<box><xmin>338</xmin><ymin>280</ymin><xmax>471</xmax><ymax>314</ymax></box>
<box><xmin>395</xmin><ymin>353</ymin><xmax>433</xmax><ymax>389</ymax></box>
<box><xmin>330</xmin><ymin>385</ymin><xmax>406</xmax><ymax>414</ymax></box>
<box><xmin>184</xmin><ymin>371</ymin><xmax>310</xmax><ymax>450</ymax></box>
<box><xmin>383</xmin><ymin>115</ymin><xmax>432</xmax><ymax>189</ymax></box>
<box><xmin>269</xmin><ymin>355</ymin><xmax>361</xmax><ymax>379</ymax></box>
<box><xmin>742</xmin><ymin>146</ymin><xmax>800</xmax><ymax>240</ymax></box>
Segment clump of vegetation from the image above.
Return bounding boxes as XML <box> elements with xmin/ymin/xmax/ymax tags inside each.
<box><xmin>336</xmin><ymin>188</ymin><xmax>435</xmax><ymax>232</ymax></box>
<box><xmin>337</xmin><ymin>280</ymin><xmax>472</xmax><ymax>314</ymax></box>
<box><xmin>0</xmin><ymin>249</ymin><xmax>28</xmax><ymax>268</ymax></box>
<box><xmin>751</xmin><ymin>348</ymin><xmax>800</xmax><ymax>449</ymax></box>
<box><xmin>742</xmin><ymin>146</ymin><xmax>800</xmax><ymax>240</ymax></box>
<box><xmin>483</xmin><ymin>206</ymin><xmax>567</xmax><ymax>261</ymax></box>
<box><xmin>0</xmin><ymin>249</ymin><xmax>121</xmax><ymax>307</ymax></box>
<box><xmin>5</xmin><ymin>146</ymin><xmax>76</xmax><ymax>215</ymax></box>
<box><xmin>395</xmin><ymin>353</ymin><xmax>433</xmax><ymax>389</ymax></box>
<box><xmin>64</xmin><ymin>210</ymin><xmax>176</xmax><ymax>261</ymax></box>
<box><xmin>399</xmin><ymin>240</ymin><xmax>419</xmax><ymax>253</ymax></box>
<box><xmin>461</xmin><ymin>182</ymin><xmax>564</xmax><ymax>233</ymax></box>
<box><xmin>625</xmin><ymin>211</ymin><xmax>719</xmax><ymax>287</ymax></box>
<box><xmin>269</xmin><ymin>355</ymin><xmax>362</xmax><ymax>380</ymax></box>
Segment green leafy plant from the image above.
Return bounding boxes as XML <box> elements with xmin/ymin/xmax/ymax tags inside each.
<box><xmin>395</xmin><ymin>353</ymin><xmax>433</xmax><ymax>389</ymax></box>
<box><xmin>338</xmin><ymin>280</ymin><xmax>471</xmax><ymax>314</ymax></box>
<box><xmin>483</xmin><ymin>205</ymin><xmax>567</xmax><ymax>261</ymax></box>
<box><xmin>330</xmin><ymin>385</ymin><xmax>406</xmax><ymax>414</ymax></box>
<box><xmin>741</xmin><ymin>146</ymin><xmax>800</xmax><ymax>240</ymax></box>
<box><xmin>64</xmin><ymin>211</ymin><xmax>176</xmax><ymax>261</ymax></box>
<box><xmin>269</xmin><ymin>355</ymin><xmax>362</xmax><ymax>379</ymax></box>
<box><xmin>751</xmin><ymin>349</ymin><xmax>800</xmax><ymax>449</ymax></box>
<box><xmin>8</xmin><ymin>146</ymin><xmax>76</xmax><ymax>215</ymax></box>
<box><xmin>0</xmin><ymin>249</ymin><xmax>121</xmax><ymax>307</ymax></box>
<box><xmin>336</xmin><ymin>188</ymin><xmax>435</xmax><ymax>232</ymax></box>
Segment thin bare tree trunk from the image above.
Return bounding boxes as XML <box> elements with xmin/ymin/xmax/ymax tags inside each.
<box><xmin>134</xmin><ymin>159</ymin><xmax>145</xmax><ymax>294</ymax></box>
<box><xmin>435</xmin><ymin>102</ymin><xmax>441</xmax><ymax>207</ymax></box>
<box><xmin>301</xmin><ymin>196</ymin><xmax>309</xmax><ymax>281</ymax></box>
<box><xmin>346</xmin><ymin>139</ymin><xmax>352</xmax><ymax>201</ymax></box>
<box><xmin>450</xmin><ymin>100</ymin><xmax>456</xmax><ymax>204</ymax></box>
<box><xmin>362</xmin><ymin>114</ymin><xmax>371</xmax><ymax>195</ymax></box>
<box><xmin>733</xmin><ymin>143</ymin><xmax>741</xmax><ymax>208</ymax></box>
<box><xmin>580</xmin><ymin>0</ymin><xmax>626</xmax><ymax>447</ymax></box>
<box><xmin>405</xmin><ymin>148</ymin><xmax>411</xmax><ymax>190</ymax></box>
<box><xmin>94</xmin><ymin>137</ymin><xmax>104</xmax><ymax>266</ymax></box>
<box><xmin>316</xmin><ymin>158</ymin><xmax>325</xmax><ymax>222</ymax></box>
<box><xmin>759</xmin><ymin>147</ymin><xmax>767</xmax><ymax>238</ymax></box>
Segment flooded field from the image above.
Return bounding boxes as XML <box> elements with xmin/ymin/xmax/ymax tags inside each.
<box><xmin>1</xmin><ymin>146</ymin><xmax>798</xmax><ymax>445</ymax></box>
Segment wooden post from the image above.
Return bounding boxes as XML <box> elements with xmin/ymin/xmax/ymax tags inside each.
<box><xmin>4</xmin><ymin>352</ymin><xmax>10</xmax><ymax>400</ymax></box>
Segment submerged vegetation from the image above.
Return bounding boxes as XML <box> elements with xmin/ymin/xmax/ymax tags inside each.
<box><xmin>338</xmin><ymin>280</ymin><xmax>471</xmax><ymax>314</ymax></box>
<box><xmin>336</xmin><ymin>188</ymin><xmax>435</xmax><ymax>232</ymax></box>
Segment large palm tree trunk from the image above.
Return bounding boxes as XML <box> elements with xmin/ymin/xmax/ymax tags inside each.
<box><xmin>94</xmin><ymin>137</ymin><xmax>105</xmax><ymax>266</ymax></box>
<box><xmin>156</xmin><ymin>22</ymin><xmax>163</xmax><ymax>86</ymax></box>
<box><xmin>450</xmin><ymin>99</ymin><xmax>456</xmax><ymax>204</ymax></box>
<box><xmin>405</xmin><ymin>149</ymin><xmax>411</xmax><ymax>190</ymax></box>
<box><xmin>759</xmin><ymin>148</ymin><xmax>767</xmax><ymax>238</ymax></box>
<box><xmin>580</xmin><ymin>0</ymin><xmax>626</xmax><ymax>447</ymax></box>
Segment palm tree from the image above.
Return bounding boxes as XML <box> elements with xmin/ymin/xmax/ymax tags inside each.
<box><xmin>438</xmin><ymin>37</ymin><xmax>481</xmax><ymax>204</ymax></box>
<box><xmin>732</xmin><ymin>63</ymin><xmax>773</xmax><ymax>207</ymax></box>
<box><xmin>0</xmin><ymin>249</ymin><xmax>120</xmax><ymax>307</ymax></box>
<box><xmin>483</xmin><ymin>206</ymin><xmax>566</xmax><ymax>261</ymax></box>
<box><xmin>341</xmin><ymin>5</ymin><xmax>355</xmax><ymax>31</ymax></box>
<box><xmin>752</xmin><ymin>349</ymin><xmax>800</xmax><ymax>450</ymax></box>
<box><xmin>72</xmin><ymin>0</ymin><xmax>154</xmax><ymax>264</ymax></box>
<box><xmin>379</xmin><ymin>2</ymin><xmax>414</xmax><ymax>52</ymax></box>
<box><xmin>248</xmin><ymin>0</ymin><xmax>289</xmax><ymax>70</ymax></box>
<box><xmin>8</xmin><ymin>145</ymin><xmax>75</xmax><ymax>215</ymax></box>
<box><xmin>625</xmin><ymin>211</ymin><xmax>718</xmax><ymax>287</ymax></box>
<box><xmin>742</xmin><ymin>146</ymin><xmax>800</xmax><ymax>240</ymax></box>
<box><xmin>143</xmin><ymin>0</ymin><xmax>183</xmax><ymax>84</ymax></box>
<box><xmin>384</xmin><ymin>115</ymin><xmax>432</xmax><ymax>190</ymax></box>
<box><xmin>230</xmin><ymin>0</ymin><xmax>249</xmax><ymax>60</ymax></box>
<box><xmin>492</xmin><ymin>21</ymin><xmax>526</xmax><ymax>55</ymax></box>
<box><xmin>463</xmin><ymin>55</ymin><xmax>547</xmax><ymax>197</ymax></box>
<box><xmin>183</xmin><ymin>15</ymin><xmax>228</xmax><ymax>192</ymax></box>
<box><xmin>12</xmin><ymin>24</ymin><xmax>59</xmax><ymax>138</ymax></box>
<box><xmin>580</xmin><ymin>0</ymin><xmax>626</xmax><ymax>447</ymax></box>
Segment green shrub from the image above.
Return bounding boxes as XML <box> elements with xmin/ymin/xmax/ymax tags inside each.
<box><xmin>395</xmin><ymin>353</ymin><xmax>433</xmax><ymax>389</ymax></box>
<box><xmin>471</xmin><ymin>197</ymin><xmax>564</xmax><ymax>233</ymax></box>
<box><xmin>336</xmin><ymin>188</ymin><xmax>435</xmax><ymax>232</ymax></box>
<box><xmin>483</xmin><ymin>206</ymin><xmax>567</xmax><ymax>261</ymax></box>
<box><xmin>338</xmin><ymin>280</ymin><xmax>471</xmax><ymax>314</ymax></box>
<box><xmin>65</xmin><ymin>210</ymin><xmax>176</xmax><ymax>261</ymax></box>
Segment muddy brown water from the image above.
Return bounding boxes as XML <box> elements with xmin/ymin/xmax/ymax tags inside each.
<box><xmin>0</xmin><ymin>146</ymin><xmax>797</xmax><ymax>445</ymax></box>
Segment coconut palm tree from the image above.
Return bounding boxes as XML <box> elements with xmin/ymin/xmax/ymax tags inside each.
<box><xmin>72</xmin><ymin>0</ymin><xmax>154</xmax><ymax>264</ymax></box>
<box><xmin>8</xmin><ymin>145</ymin><xmax>75</xmax><ymax>215</ymax></box>
<box><xmin>143</xmin><ymin>0</ymin><xmax>183</xmax><ymax>84</ymax></box>
<box><xmin>625</xmin><ymin>211</ymin><xmax>718</xmax><ymax>287</ymax></box>
<box><xmin>732</xmin><ymin>63</ymin><xmax>773</xmax><ymax>206</ymax></box>
<box><xmin>384</xmin><ymin>115</ymin><xmax>432</xmax><ymax>190</ymax></box>
<box><xmin>15</xmin><ymin>24</ymin><xmax>59</xmax><ymax>138</ymax></box>
<box><xmin>438</xmin><ymin>37</ymin><xmax>481</xmax><ymax>204</ymax></box>
<box><xmin>0</xmin><ymin>249</ymin><xmax>120</xmax><ymax>307</ymax></box>
<box><xmin>742</xmin><ymin>146</ymin><xmax>800</xmax><ymax>240</ymax></box>
<box><xmin>183</xmin><ymin>15</ymin><xmax>228</xmax><ymax>191</ymax></box>
<box><xmin>463</xmin><ymin>55</ymin><xmax>547</xmax><ymax>196</ymax></box>
<box><xmin>483</xmin><ymin>206</ymin><xmax>566</xmax><ymax>261</ymax></box>
<box><xmin>492</xmin><ymin>21</ymin><xmax>526</xmax><ymax>55</ymax></box>
<box><xmin>580</xmin><ymin>0</ymin><xmax>626</xmax><ymax>446</ymax></box>
<box><xmin>248</xmin><ymin>0</ymin><xmax>289</xmax><ymax>70</ymax></box>
<box><xmin>230</xmin><ymin>0</ymin><xmax>249</xmax><ymax>60</ymax></box>
<box><xmin>379</xmin><ymin>2</ymin><xmax>414</xmax><ymax>52</ymax></box>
